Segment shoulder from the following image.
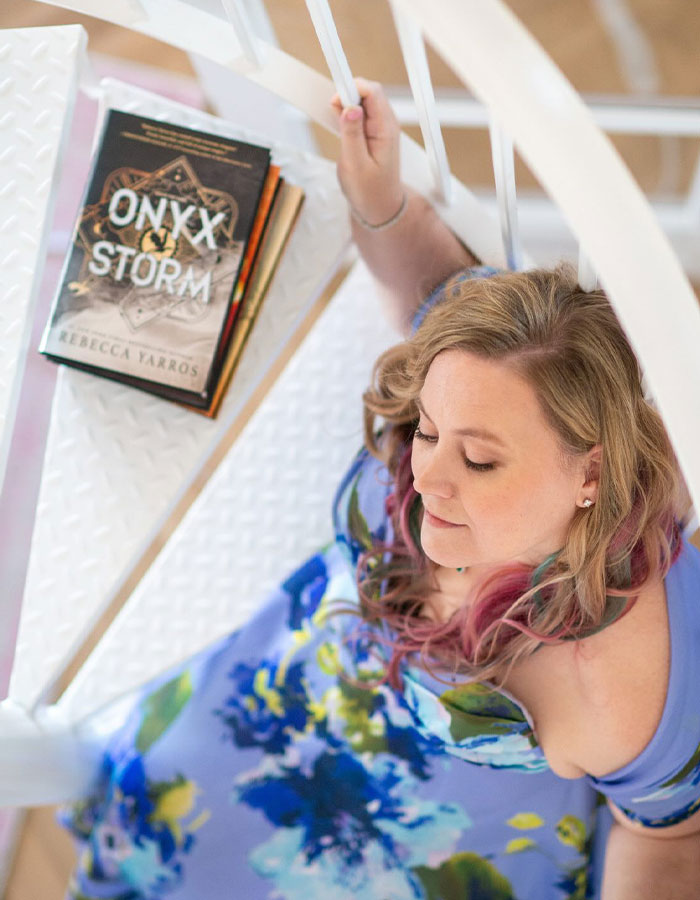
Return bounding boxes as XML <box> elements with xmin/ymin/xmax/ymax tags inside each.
<box><xmin>519</xmin><ymin>540</ymin><xmax>700</xmax><ymax>782</ymax></box>
<box><xmin>568</xmin><ymin>577</ymin><xmax>670</xmax><ymax>777</ymax></box>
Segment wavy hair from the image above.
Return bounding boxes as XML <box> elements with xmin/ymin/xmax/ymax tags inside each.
<box><xmin>357</xmin><ymin>266</ymin><xmax>687</xmax><ymax>686</ymax></box>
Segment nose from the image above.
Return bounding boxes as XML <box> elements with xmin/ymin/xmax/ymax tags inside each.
<box><xmin>411</xmin><ymin>444</ymin><xmax>454</xmax><ymax>500</ymax></box>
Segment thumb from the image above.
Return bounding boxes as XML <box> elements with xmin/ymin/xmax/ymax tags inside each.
<box><xmin>339</xmin><ymin>104</ymin><xmax>370</xmax><ymax>166</ymax></box>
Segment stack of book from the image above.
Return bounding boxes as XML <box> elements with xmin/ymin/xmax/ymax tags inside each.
<box><xmin>41</xmin><ymin>110</ymin><xmax>304</xmax><ymax>417</ymax></box>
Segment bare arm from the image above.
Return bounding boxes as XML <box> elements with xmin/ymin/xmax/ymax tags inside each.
<box><xmin>601</xmin><ymin>806</ymin><xmax>700</xmax><ymax>899</ymax></box>
<box><xmin>332</xmin><ymin>80</ymin><xmax>477</xmax><ymax>334</ymax></box>
<box><xmin>516</xmin><ymin>584</ymin><xmax>700</xmax><ymax>898</ymax></box>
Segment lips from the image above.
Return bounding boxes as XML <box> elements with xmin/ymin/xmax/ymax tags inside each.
<box><xmin>423</xmin><ymin>508</ymin><xmax>465</xmax><ymax>529</ymax></box>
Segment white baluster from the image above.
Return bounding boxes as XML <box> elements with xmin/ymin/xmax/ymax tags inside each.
<box><xmin>0</xmin><ymin>700</ymin><xmax>101</xmax><ymax>806</ymax></box>
<box><xmin>577</xmin><ymin>249</ymin><xmax>598</xmax><ymax>291</ymax></box>
<box><xmin>489</xmin><ymin>119</ymin><xmax>522</xmax><ymax>270</ymax></box>
<box><xmin>390</xmin><ymin>3</ymin><xmax>451</xmax><ymax>204</ymax></box>
<box><xmin>304</xmin><ymin>0</ymin><xmax>359</xmax><ymax>107</ymax></box>
<box><xmin>221</xmin><ymin>0</ymin><xmax>264</xmax><ymax>68</ymax></box>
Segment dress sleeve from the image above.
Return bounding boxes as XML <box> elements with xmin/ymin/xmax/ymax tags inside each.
<box><xmin>332</xmin><ymin>444</ymin><xmax>394</xmax><ymax>569</ymax></box>
<box><xmin>411</xmin><ymin>265</ymin><xmax>502</xmax><ymax>334</ymax></box>
<box><xmin>585</xmin><ymin>541</ymin><xmax>700</xmax><ymax>828</ymax></box>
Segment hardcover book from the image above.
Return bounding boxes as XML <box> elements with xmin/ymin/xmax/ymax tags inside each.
<box><xmin>203</xmin><ymin>180</ymin><xmax>305</xmax><ymax>417</ymax></box>
<box><xmin>212</xmin><ymin>163</ymin><xmax>281</xmax><ymax>373</ymax></box>
<box><xmin>40</xmin><ymin>110</ymin><xmax>271</xmax><ymax>407</ymax></box>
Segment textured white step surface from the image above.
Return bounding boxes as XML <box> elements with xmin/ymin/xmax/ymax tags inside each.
<box><xmin>11</xmin><ymin>79</ymin><xmax>351</xmax><ymax>710</ymax></box>
<box><xmin>59</xmin><ymin>261</ymin><xmax>400</xmax><ymax>722</ymax></box>
<box><xmin>0</xmin><ymin>25</ymin><xmax>84</xmax><ymax>489</ymax></box>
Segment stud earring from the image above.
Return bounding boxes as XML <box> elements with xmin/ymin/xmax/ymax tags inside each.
<box><xmin>582</xmin><ymin>498</ymin><xmax>594</xmax><ymax>508</ymax></box>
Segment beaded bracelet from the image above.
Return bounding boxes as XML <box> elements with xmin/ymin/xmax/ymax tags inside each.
<box><xmin>350</xmin><ymin>192</ymin><xmax>408</xmax><ymax>232</ymax></box>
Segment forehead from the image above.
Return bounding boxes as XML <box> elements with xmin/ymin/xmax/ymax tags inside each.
<box><xmin>419</xmin><ymin>349</ymin><xmax>555</xmax><ymax>449</ymax></box>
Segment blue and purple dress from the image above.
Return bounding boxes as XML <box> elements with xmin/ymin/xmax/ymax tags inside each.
<box><xmin>62</xmin><ymin>269</ymin><xmax>700</xmax><ymax>900</ymax></box>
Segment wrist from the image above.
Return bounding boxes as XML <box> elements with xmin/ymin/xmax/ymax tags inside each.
<box><xmin>350</xmin><ymin>191</ymin><xmax>407</xmax><ymax>231</ymax></box>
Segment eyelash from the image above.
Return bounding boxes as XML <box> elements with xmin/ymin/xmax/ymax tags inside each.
<box><xmin>413</xmin><ymin>426</ymin><xmax>495</xmax><ymax>472</ymax></box>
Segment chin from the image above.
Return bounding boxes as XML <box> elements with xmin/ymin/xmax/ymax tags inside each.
<box><xmin>420</xmin><ymin>530</ymin><xmax>469</xmax><ymax>569</ymax></box>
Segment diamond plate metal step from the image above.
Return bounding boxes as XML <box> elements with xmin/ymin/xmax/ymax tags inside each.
<box><xmin>0</xmin><ymin>25</ymin><xmax>84</xmax><ymax>489</ymax></box>
<box><xmin>10</xmin><ymin>78</ymin><xmax>352</xmax><ymax>710</ymax></box>
<box><xmin>59</xmin><ymin>260</ymin><xmax>399</xmax><ymax>722</ymax></box>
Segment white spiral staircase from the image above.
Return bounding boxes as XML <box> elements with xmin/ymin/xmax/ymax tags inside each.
<box><xmin>1</xmin><ymin>0</ymin><xmax>699</xmax><ymax>889</ymax></box>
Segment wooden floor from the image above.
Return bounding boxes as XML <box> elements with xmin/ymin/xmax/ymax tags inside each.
<box><xmin>2</xmin><ymin>1</ymin><xmax>700</xmax><ymax>897</ymax></box>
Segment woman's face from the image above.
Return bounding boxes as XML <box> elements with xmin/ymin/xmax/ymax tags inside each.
<box><xmin>411</xmin><ymin>349</ymin><xmax>597</xmax><ymax>573</ymax></box>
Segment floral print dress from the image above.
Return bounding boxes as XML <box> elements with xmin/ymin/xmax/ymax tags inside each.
<box><xmin>62</xmin><ymin>268</ymin><xmax>700</xmax><ymax>899</ymax></box>
<box><xmin>62</xmin><ymin>442</ymin><xmax>700</xmax><ymax>900</ymax></box>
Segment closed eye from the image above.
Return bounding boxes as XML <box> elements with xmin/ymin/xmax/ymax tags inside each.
<box><xmin>413</xmin><ymin>426</ymin><xmax>495</xmax><ymax>472</ymax></box>
<box><xmin>413</xmin><ymin>425</ymin><xmax>437</xmax><ymax>443</ymax></box>
<box><xmin>464</xmin><ymin>458</ymin><xmax>495</xmax><ymax>473</ymax></box>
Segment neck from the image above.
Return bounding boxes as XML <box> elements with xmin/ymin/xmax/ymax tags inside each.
<box><xmin>427</xmin><ymin>564</ymin><xmax>493</xmax><ymax>622</ymax></box>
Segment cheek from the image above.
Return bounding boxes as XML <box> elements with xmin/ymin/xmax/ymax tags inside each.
<box><xmin>456</xmin><ymin>477</ymin><xmax>548</xmax><ymax>555</ymax></box>
<box><xmin>497</xmin><ymin>468</ymin><xmax>578</xmax><ymax>549</ymax></box>
<box><xmin>456</xmin><ymin>475</ymin><xmax>522</xmax><ymax>522</ymax></box>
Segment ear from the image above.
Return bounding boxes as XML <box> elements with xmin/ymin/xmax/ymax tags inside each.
<box><xmin>578</xmin><ymin>444</ymin><xmax>602</xmax><ymax>507</ymax></box>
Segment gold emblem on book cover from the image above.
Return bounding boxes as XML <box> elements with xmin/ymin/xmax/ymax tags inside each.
<box><xmin>74</xmin><ymin>157</ymin><xmax>243</xmax><ymax>331</ymax></box>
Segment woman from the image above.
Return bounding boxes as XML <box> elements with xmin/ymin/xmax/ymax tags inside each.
<box><xmin>63</xmin><ymin>83</ymin><xmax>700</xmax><ymax>899</ymax></box>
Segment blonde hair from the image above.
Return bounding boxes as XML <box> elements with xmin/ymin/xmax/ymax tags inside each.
<box><xmin>359</xmin><ymin>265</ymin><xmax>687</xmax><ymax>682</ymax></box>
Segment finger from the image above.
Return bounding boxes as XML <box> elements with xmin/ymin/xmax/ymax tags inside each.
<box><xmin>345</xmin><ymin>80</ymin><xmax>398</xmax><ymax>148</ymax></box>
<box><xmin>338</xmin><ymin>104</ymin><xmax>371</xmax><ymax>166</ymax></box>
<box><xmin>360</xmin><ymin>85</ymin><xmax>398</xmax><ymax>140</ymax></box>
<box><xmin>331</xmin><ymin>80</ymin><xmax>375</xmax><ymax>114</ymax></box>
<box><xmin>331</xmin><ymin>79</ymin><xmax>375</xmax><ymax>111</ymax></box>
<box><xmin>353</xmin><ymin>77</ymin><xmax>381</xmax><ymax>101</ymax></box>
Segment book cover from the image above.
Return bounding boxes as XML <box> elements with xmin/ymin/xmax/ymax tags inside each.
<box><xmin>90</xmin><ymin>170</ymin><xmax>286</xmax><ymax>411</ymax></box>
<box><xmin>41</xmin><ymin>110</ymin><xmax>270</xmax><ymax>403</ymax></box>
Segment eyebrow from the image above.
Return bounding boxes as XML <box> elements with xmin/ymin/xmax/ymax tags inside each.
<box><xmin>416</xmin><ymin>398</ymin><xmax>506</xmax><ymax>447</ymax></box>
